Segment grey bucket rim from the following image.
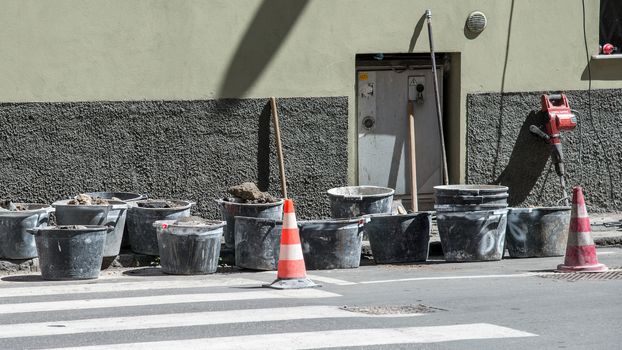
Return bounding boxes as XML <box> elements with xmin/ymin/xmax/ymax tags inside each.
<box><xmin>363</xmin><ymin>211</ymin><xmax>433</xmax><ymax>220</ymax></box>
<box><xmin>326</xmin><ymin>185</ymin><xmax>395</xmax><ymax>199</ymax></box>
<box><xmin>131</xmin><ymin>199</ymin><xmax>193</xmax><ymax>211</ymax></box>
<box><xmin>434</xmin><ymin>184</ymin><xmax>509</xmax><ymax>193</ymax></box>
<box><xmin>154</xmin><ymin>219</ymin><xmax>226</xmax><ymax>230</ymax></box>
<box><xmin>0</xmin><ymin>203</ymin><xmax>53</xmax><ymax>217</ymax></box>
<box><xmin>52</xmin><ymin>199</ymin><xmax>129</xmax><ymax>210</ymax></box>
<box><xmin>436</xmin><ymin>208</ymin><xmax>509</xmax><ymax>216</ymax></box>
<box><xmin>234</xmin><ymin>216</ymin><xmax>283</xmax><ymax>224</ymax></box>
<box><xmin>508</xmin><ymin>206</ymin><xmax>571</xmax><ymax>213</ymax></box>
<box><xmin>84</xmin><ymin>191</ymin><xmax>147</xmax><ymax>201</ymax></box>
<box><xmin>299</xmin><ymin>217</ymin><xmax>362</xmax><ymax>225</ymax></box>
<box><xmin>435</xmin><ymin>192</ymin><xmax>509</xmax><ymax>199</ymax></box>
<box><xmin>215</xmin><ymin>198</ymin><xmax>285</xmax><ymax>207</ymax></box>
<box><xmin>28</xmin><ymin>225</ymin><xmax>111</xmax><ymax>235</ymax></box>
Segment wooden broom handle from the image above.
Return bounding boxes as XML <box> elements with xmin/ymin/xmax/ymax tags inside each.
<box><xmin>270</xmin><ymin>97</ymin><xmax>288</xmax><ymax>199</ymax></box>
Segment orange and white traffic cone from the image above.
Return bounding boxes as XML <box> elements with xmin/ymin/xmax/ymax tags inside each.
<box><xmin>264</xmin><ymin>199</ymin><xmax>319</xmax><ymax>289</ymax></box>
<box><xmin>557</xmin><ymin>186</ymin><xmax>608</xmax><ymax>273</ymax></box>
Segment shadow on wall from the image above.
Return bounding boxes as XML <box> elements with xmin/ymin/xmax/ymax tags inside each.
<box><xmin>492</xmin><ymin>0</ymin><xmax>516</xmax><ymax>180</ymax></box>
<box><xmin>408</xmin><ymin>14</ymin><xmax>426</xmax><ymax>52</ymax></box>
<box><xmin>581</xmin><ymin>59</ymin><xmax>622</xmax><ymax>80</ymax></box>
<box><xmin>493</xmin><ymin>111</ymin><xmax>550</xmax><ymax>206</ymax></box>
<box><xmin>257</xmin><ymin>101</ymin><xmax>272</xmax><ymax>191</ymax></box>
<box><xmin>217</xmin><ymin>0</ymin><xmax>309</xmax><ymax>98</ymax></box>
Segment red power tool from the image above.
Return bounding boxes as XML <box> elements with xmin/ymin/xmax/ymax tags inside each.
<box><xmin>529</xmin><ymin>94</ymin><xmax>577</xmax><ymax>206</ymax></box>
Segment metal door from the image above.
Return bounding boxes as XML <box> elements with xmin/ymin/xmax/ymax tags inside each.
<box><xmin>357</xmin><ymin>68</ymin><xmax>443</xmax><ymax>209</ymax></box>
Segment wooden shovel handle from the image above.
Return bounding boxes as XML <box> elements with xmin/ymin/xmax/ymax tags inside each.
<box><xmin>408</xmin><ymin>101</ymin><xmax>418</xmax><ymax>212</ymax></box>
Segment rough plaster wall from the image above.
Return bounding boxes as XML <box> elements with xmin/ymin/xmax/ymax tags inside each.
<box><xmin>0</xmin><ymin>97</ymin><xmax>348</xmax><ymax>219</ymax></box>
<box><xmin>467</xmin><ymin>89</ymin><xmax>622</xmax><ymax>213</ymax></box>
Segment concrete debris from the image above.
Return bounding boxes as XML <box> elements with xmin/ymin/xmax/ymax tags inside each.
<box><xmin>174</xmin><ymin>216</ymin><xmax>222</xmax><ymax>226</ymax></box>
<box><xmin>0</xmin><ymin>200</ymin><xmax>27</xmax><ymax>211</ymax></box>
<box><xmin>68</xmin><ymin>194</ymin><xmax>120</xmax><ymax>205</ymax></box>
<box><xmin>226</xmin><ymin>182</ymin><xmax>277</xmax><ymax>204</ymax></box>
<box><xmin>137</xmin><ymin>200</ymin><xmax>183</xmax><ymax>209</ymax></box>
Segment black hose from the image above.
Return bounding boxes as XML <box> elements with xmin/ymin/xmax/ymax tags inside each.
<box><xmin>426</xmin><ymin>9</ymin><xmax>449</xmax><ymax>185</ymax></box>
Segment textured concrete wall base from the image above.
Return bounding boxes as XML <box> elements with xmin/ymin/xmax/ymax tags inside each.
<box><xmin>467</xmin><ymin>89</ymin><xmax>622</xmax><ymax>213</ymax></box>
<box><xmin>0</xmin><ymin>97</ymin><xmax>348</xmax><ymax>219</ymax></box>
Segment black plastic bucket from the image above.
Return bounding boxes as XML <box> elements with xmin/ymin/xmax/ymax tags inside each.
<box><xmin>155</xmin><ymin>220</ymin><xmax>225</xmax><ymax>274</ymax></box>
<box><xmin>436</xmin><ymin>209</ymin><xmax>508</xmax><ymax>262</ymax></box>
<box><xmin>434</xmin><ymin>185</ymin><xmax>509</xmax><ymax>212</ymax></box>
<box><xmin>0</xmin><ymin>204</ymin><xmax>53</xmax><ymax>259</ymax></box>
<box><xmin>299</xmin><ymin>218</ymin><xmax>363</xmax><ymax>270</ymax></box>
<box><xmin>53</xmin><ymin>200</ymin><xmax>129</xmax><ymax>257</ymax></box>
<box><xmin>327</xmin><ymin>186</ymin><xmax>394</xmax><ymax>219</ymax></box>
<box><xmin>216</xmin><ymin>199</ymin><xmax>284</xmax><ymax>250</ymax></box>
<box><xmin>234</xmin><ymin>216</ymin><xmax>282</xmax><ymax>270</ymax></box>
<box><xmin>505</xmin><ymin>207</ymin><xmax>570</xmax><ymax>258</ymax></box>
<box><xmin>84</xmin><ymin>192</ymin><xmax>146</xmax><ymax>249</ymax></box>
<box><xmin>364</xmin><ymin>212</ymin><xmax>431</xmax><ymax>264</ymax></box>
<box><xmin>127</xmin><ymin>200</ymin><xmax>192</xmax><ymax>255</ymax></box>
<box><xmin>29</xmin><ymin>225</ymin><xmax>108</xmax><ymax>280</ymax></box>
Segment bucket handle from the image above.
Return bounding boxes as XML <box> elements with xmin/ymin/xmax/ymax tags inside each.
<box><xmin>357</xmin><ymin>217</ymin><xmax>368</xmax><ymax>235</ymax></box>
<box><xmin>27</xmin><ymin>225</ymin><xmax>115</xmax><ymax>234</ymax></box>
<box><xmin>341</xmin><ymin>195</ymin><xmax>364</xmax><ymax>201</ymax></box>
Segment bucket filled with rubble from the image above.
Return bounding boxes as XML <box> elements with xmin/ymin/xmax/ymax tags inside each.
<box><xmin>0</xmin><ymin>200</ymin><xmax>54</xmax><ymax>259</ymax></box>
<box><xmin>127</xmin><ymin>199</ymin><xmax>193</xmax><ymax>256</ymax></box>
<box><xmin>217</xmin><ymin>182</ymin><xmax>283</xmax><ymax>250</ymax></box>
<box><xmin>155</xmin><ymin>216</ymin><xmax>225</xmax><ymax>274</ymax></box>
<box><xmin>53</xmin><ymin>194</ymin><xmax>129</xmax><ymax>258</ymax></box>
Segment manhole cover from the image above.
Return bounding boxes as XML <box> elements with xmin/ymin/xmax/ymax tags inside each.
<box><xmin>339</xmin><ymin>304</ymin><xmax>445</xmax><ymax>315</ymax></box>
<box><xmin>537</xmin><ymin>267</ymin><xmax>622</xmax><ymax>282</ymax></box>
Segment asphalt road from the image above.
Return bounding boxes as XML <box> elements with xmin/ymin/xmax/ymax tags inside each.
<box><xmin>0</xmin><ymin>247</ymin><xmax>620</xmax><ymax>349</ymax></box>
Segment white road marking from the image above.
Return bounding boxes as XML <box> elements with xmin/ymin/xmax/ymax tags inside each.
<box><xmin>260</xmin><ymin>271</ymin><xmax>357</xmax><ymax>286</ymax></box>
<box><xmin>305</xmin><ymin>274</ymin><xmax>357</xmax><ymax>286</ymax></box>
<box><xmin>359</xmin><ymin>272</ymin><xmax>549</xmax><ymax>284</ymax></box>
<box><xmin>0</xmin><ymin>278</ymin><xmax>260</xmax><ymax>298</ymax></box>
<box><xmin>47</xmin><ymin>323</ymin><xmax>537</xmax><ymax>349</ymax></box>
<box><xmin>0</xmin><ymin>305</ymin><xmax>422</xmax><ymax>339</ymax></box>
<box><xmin>596</xmin><ymin>251</ymin><xmax>616</xmax><ymax>255</ymax></box>
<box><xmin>0</xmin><ymin>289</ymin><xmax>340</xmax><ymax>314</ymax></box>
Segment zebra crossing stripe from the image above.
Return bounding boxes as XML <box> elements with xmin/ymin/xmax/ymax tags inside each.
<box><xmin>304</xmin><ymin>274</ymin><xmax>357</xmax><ymax>286</ymax></box>
<box><xmin>0</xmin><ymin>305</ymin><xmax>423</xmax><ymax>339</ymax></box>
<box><xmin>0</xmin><ymin>289</ymin><xmax>340</xmax><ymax>314</ymax></box>
<box><xmin>43</xmin><ymin>323</ymin><xmax>537</xmax><ymax>349</ymax></box>
<box><xmin>0</xmin><ymin>278</ymin><xmax>260</xmax><ymax>298</ymax></box>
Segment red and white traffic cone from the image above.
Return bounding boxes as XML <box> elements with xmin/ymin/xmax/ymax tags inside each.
<box><xmin>264</xmin><ymin>199</ymin><xmax>319</xmax><ymax>289</ymax></box>
<box><xmin>557</xmin><ymin>186</ymin><xmax>608</xmax><ymax>273</ymax></box>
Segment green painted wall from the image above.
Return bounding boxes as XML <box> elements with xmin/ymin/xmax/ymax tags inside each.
<box><xmin>1</xmin><ymin>0</ymin><xmax>619</xmax><ymax>183</ymax></box>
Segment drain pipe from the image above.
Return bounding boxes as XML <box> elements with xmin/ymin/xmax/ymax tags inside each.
<box><xmin>426</xmin><ymin>9</ymin><xmax>449</xmax><ymax>185</ymax></box>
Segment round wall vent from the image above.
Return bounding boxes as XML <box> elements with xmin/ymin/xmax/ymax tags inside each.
<box><xmin>466</xmin><ymin>11</ymin><xmax>487</xmax><ymax>34</ymax></box>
